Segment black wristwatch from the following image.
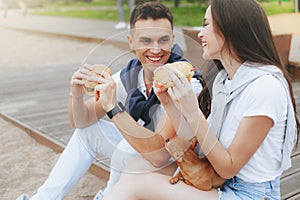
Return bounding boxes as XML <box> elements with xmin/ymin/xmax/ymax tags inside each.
<box><xmin>106</xmin><ymin>102</ymin><xmax>126</xmax><ymax>119</ymax></box>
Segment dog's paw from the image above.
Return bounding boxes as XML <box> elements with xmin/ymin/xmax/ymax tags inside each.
<box><xmin>169</xmin><ymin>177</ymin><xmax>179</xmax><ymax>184</ymax></box>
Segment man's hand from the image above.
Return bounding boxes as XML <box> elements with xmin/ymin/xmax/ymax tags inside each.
<box><xmin>94</xmin><ymin>71</ymin><xmax>116</xmax><ymax>112</ymax></box>
<box><xmin>70</xmin><ymin>64</ymin><xmax>93</xmax><ymax>98</ymax></box>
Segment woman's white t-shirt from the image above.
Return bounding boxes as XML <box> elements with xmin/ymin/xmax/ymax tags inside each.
<box><xmin>219</xmin><ymin>74</ymin><xmax>288</xmax><ymax>182</ymax></box>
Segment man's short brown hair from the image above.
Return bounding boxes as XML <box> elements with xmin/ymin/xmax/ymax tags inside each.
<box><xmin>130</xmin><ymin>2</ymin><xmax>174</xmax><ymax>30</ymax></box>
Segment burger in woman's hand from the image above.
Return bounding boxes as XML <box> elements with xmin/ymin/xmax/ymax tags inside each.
<box><xmin>153</xmin><ymin>61</ymin><xmax>195</xmax><ymax>89</ymax></box>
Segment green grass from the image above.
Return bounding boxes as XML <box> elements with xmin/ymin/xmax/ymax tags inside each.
<box><xmin>34</xmin><ymin>9</ymin><xmax>119</xmax><ymax>20</ymax></box>
<box><xmin>30</xmin><ymin>0</ymin><xmax>295</xmax><ymax>27</ymax></box>
<box><xmin>261</xmin><ymin>1</ymin><xmax>294</xmax><ymax>15</ymax></box>
<box><xmin>170</xmin><ymin>5</ymin><xmax>207</xmax><ymax>27</ymax></box>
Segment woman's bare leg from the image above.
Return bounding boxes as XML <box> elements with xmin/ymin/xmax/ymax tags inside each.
<box><xmin>103</xmin><ymin>172</ymin><xmax>219</xmax><ymax>200</ymax></box>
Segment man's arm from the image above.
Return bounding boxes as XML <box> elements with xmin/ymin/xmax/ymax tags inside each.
<box><xmin>93</xmin><ymin>71</ymin><xmax>175</xmax><ymax>167</ymax></box>
<box><xmin>68</xmin><ymin>64</ymin><xmax>108</xmax><ymax>128</ymax></box>
<box><xmin>68</xmin><ymin>96</ymin><xmax>106</xmax><ymax>128</ymax></box>
<box><xmin>111</xmin><ymin>111</ymin><xmax>176</xmax><ymax>168</ymax></box>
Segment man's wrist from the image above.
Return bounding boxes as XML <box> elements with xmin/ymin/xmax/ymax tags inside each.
<box><xmin>70</xmin><ymin>90</ymin><xmax>84</xmax><ymax>99</ymax></box>
<box><xmin>106</xmin><ymin>102</ymin><xmax>126</xmax><ymax>119</ymax></box>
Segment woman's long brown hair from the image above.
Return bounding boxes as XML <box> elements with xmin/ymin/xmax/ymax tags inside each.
<box><xmin>195</xmin><ymin>72</ymin><xmax>212</xmax><ymax>119</ymax></box>
<box><xmin>209</xmin><ymin>0</ymin><xmax>299</xmax><ymax>146</ymax></box>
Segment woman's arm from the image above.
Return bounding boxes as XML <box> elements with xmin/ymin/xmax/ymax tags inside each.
<box><xmin>154</xmin><ymin>83</ymin><xmax>196</xmax><ymax>140</ymax></box>
<box><xmin>188</xmin><ymin>111</ymin><xmax>273</xmax><ymax>179</ymax></box>
<box><xmin>162</xmin><ymin>69</ymin><xmax>274</xmax><ymax>179</ymax></box>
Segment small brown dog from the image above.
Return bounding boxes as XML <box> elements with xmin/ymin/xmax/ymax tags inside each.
<box><xmin>165</xmin><ymin>136</ymin><xmax>225</xmax><ymax>191</ymax></box>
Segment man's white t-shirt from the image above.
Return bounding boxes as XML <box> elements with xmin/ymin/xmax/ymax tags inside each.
<box><xmin>219</xmin><ymin>75</ymin><xmax>288</xmax><ymax>182</ymax></box>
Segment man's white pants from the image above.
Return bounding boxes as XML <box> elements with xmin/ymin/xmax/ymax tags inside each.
<box><xmin>30</xmin><ymin>119</ymin><xmax>138</xmax><ymax>200</ymax></box>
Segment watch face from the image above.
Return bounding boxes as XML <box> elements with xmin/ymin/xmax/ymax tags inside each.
<box><xmin>107</xmin><ymin>102</ymin><xmax>125</xmax><ymax>119</ymax></box>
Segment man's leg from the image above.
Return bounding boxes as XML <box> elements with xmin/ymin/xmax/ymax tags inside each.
<box><xmin>95</xmin><ymin>138</ymin><xmax>176</xmax><ymax>199</ymax></box>
<box><xmin>96</xmin><ymin>139</ymin><xmax>177</xmax><ymax>200</ymax></box>
<box><xmin>20</xmin><ymin>120</ymin><xmax>123</xmax><ymax>200</ymax></box>
<box><xmin>102</xmin><ymin>139</ymin><xmax>138</xmax><ymax>195</ymax></box>
<box><xmin>93</xmin><ymin>139</ymin><xmax>139</xmax><ymax>200</ymax></box>
<box><xmin>30</xmin><ymin>131</ymin><xmax>94</xmax><ymax>200</ymax></box>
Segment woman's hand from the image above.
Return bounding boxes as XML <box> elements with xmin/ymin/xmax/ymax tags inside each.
<box><xmin>93</xmin><ymin>71</ymin><xmax>116</xmax><ymax>112</ymax></box>
<box><xmin>166</xmin><ymin>69</ymin><xmax>200</xmax><ymax>119</ymax></box>
<box><xmin>70</xmin><ymin>64</ymin><xmax>93</xmax><ymax>98</ymax></box>
<box><xmin>154</xmin><ymin>69</ymin><xmax>201</xmax><ymax>140</ymax></box>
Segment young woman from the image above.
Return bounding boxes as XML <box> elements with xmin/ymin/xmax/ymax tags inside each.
<box><xmin>102</xmin><ymin>0</ymin><xmax>299</xmax><ymax>199</ymax></box>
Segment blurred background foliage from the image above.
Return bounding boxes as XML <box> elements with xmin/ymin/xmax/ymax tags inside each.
<box><xmin>8</xmin><ymin>0</ymin><xmax>295</xmax><ymax>27</ymax></box>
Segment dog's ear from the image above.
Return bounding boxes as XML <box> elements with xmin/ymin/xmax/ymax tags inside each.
<box><xmin>191</xmin><ymin>137</ymin><xmax>198</xmax><ymax>149</ymax></box>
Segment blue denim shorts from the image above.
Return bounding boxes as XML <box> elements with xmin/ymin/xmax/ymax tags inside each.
<box><xmin>217</xmin><ymin>176</ymin><xmax>280</xmax><ymax>200</ymax></box>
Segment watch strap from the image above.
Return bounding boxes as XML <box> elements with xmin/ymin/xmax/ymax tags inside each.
<box><xmin>106</xmin><ymin>102</ymin><xmax>126</xmax><ymax>119</ymax></box>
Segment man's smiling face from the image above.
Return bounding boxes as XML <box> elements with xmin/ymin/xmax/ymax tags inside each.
<box><xmin>128</xmin><ymin>18</ymin><xmax>174</xmax><ymax>74</ymax></box>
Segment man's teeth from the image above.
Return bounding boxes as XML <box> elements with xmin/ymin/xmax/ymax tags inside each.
<box><xmin>149</xmin><ymin>57</ymin><xmax>161</xmax><ymax>61</ymax></box>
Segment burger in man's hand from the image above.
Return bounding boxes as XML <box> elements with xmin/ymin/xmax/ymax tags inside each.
<box><xmin>84</xmin><ymin>64</ymin><xmax>112</xmax><ymax>96</ymax></box>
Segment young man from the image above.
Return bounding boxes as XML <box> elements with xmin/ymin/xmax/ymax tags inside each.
<box><xmin>17</xmin><ymin>2</ymin><xmax>203</xmax><ymax>200</ymax></box>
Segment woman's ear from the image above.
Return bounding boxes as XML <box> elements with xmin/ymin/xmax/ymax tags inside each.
<box><xmin>127</xmin><ymin>34</ymin><xmax>134</xmax><ymax>50</ymax></box>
